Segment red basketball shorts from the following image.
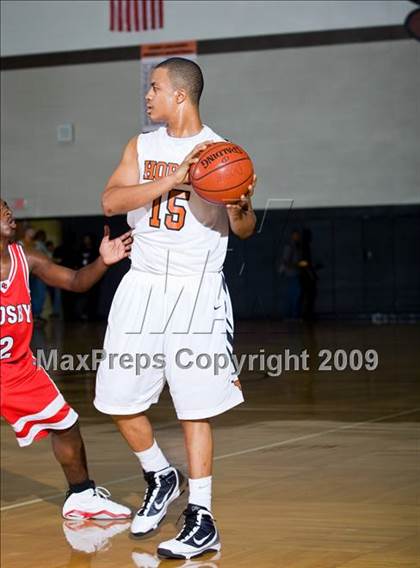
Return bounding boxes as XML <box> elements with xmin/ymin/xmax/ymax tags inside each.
<box><xmin>1</xmin><ymin>365</ymin><xmax>78</xmax><ymax>447</ymax></box>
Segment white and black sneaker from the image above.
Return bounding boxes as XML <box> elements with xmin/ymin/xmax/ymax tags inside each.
<box><xmin>131</xmin><ymin>466</ymin><xmax>185</xmax><ymax>537</ymax></box>
<box><xmin>157</xmin><ymin>504</ymin><xmax>221</xmax><ymax>560</ymax></box>
<box><xmin>131</xmin><ymin>551</ymin><xmax>161</xmax><ymax>567</ymax></box>
<box><xmin>132</xmin><ymin>550</ymin><xmax>221</xmax><ymax>567</ymax></box>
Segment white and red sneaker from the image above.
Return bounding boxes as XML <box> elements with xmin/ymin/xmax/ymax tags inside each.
<box><xmin>62</xmin><ymin>486</ymin><xmax>131</xmax><ymax>520</ymax></box>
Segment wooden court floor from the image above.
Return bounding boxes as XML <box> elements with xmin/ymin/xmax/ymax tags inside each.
<box><xmin>1</xmin><ymin>320</ymin><xmax>419</xmax><ymax>568</ymax></box>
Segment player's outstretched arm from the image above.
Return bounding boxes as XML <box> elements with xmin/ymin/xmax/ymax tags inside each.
<box><xmin>102</xmin><ymin>138</ymin><xmax>211</xmax><ymax>216</ymax></box>
<box><xmin>226</xmin><ymin>174</ymin><xmax>257</xmax><ymax>239</ymax></box>
<box><xmin>27</xmin><ymin>227</ymin><xmax>133</xmax><ymax>292</ymax></box>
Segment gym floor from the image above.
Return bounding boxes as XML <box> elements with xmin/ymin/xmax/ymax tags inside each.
<box><xmin>1</xmin><ymin>320</ymin><xmax>419</xmax><ymax>568</ymax></box>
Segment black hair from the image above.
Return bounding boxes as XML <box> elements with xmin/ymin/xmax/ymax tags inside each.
<box><xmin>34</xmin><ymin>229</ymin><xmax>47</xmax><ymax>241</ymax></box>
<box><xmin>155</xmin><ymin>57</ymin><xmax>204</xmax><ymax>105</ymax></box>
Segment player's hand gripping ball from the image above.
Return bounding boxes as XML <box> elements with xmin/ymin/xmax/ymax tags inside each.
<box><xmin>190</xmin><ymin>142</ymin><xmax>254</xmax><ymax>205</ymax></box>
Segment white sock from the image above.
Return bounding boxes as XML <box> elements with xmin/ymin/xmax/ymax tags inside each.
<box><xmin>134</xmin><ymin>440</ymin><xmax>170</xmax><ymax>473</ymax></box>
<box><xmin>188</xmin><ymin>476</ymin><xmax>212</xmax><ymax>511</ymax></box>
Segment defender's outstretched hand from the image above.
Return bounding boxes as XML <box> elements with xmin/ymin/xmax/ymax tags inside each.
<box><xmin>100</xmin><ymin>226</ymin><xmax>133</xmax><ymax>266</ymax></box>
<box><xmin>173</xmin><ymin>140</ymin><xmax>214</xmax><ymax>185</ymax></box>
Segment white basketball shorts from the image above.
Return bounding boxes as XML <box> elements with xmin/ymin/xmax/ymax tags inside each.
<box><xmin>94</xmin><ymin>269</ymin><xmax>244</xmax><ymax>419</ymax></box>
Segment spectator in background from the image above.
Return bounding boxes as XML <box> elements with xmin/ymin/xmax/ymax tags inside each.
<box><xmin>46</xmin><ymin>240</ymin><xmax>63</xmax><ymax>318</ymax></box>
<box><xmin>51</xmin><ymin>239</ymin><xmax>74</xmax><ymax>320</ymax></box>
<box><xmin>29</xmin><ymin>230</ymin><xmax>49</xmax><ymax>322</ymax></box>
<box><xmin>300</xmin><ymin>228</ymin><xmax>317</xmax><ymax>321</ymax></box>
<box><xmin>278</xmin><ymin>228</ymin><xmax>318</xmax><ymax>321</ymax></box>
<box><xmin>34</xmin><ymin>229</ymin><xmax>48</xmax><ymax>255</ymax></box>
<box><xmin>74</xmin><ymin>233</ymin><xmax>99</xmax><ymax>321</ymax></box>
<box><xmin>278</xmin><ymin>229</ymin><xmax>303</xmax><ymax>319</ymax></box>
<box><xmin>46</xmin><ymin>240</ymin><xmax>54</xmax><ymax>256</ymax></box>
<box><xmin>78</xmin><ymin>234</ymin><xmax>97</xmax><ymax>267</ymax></box>
<box><xmin>21</xmin><ymin>226</ymin><xmax>36</xmax><ymax>250</ymax></box>
<box><xmin>20</xmin><ymin>226</ymin><xmax>44</xmax><ymax>324</ymax></box>
<box><xmin>52</xmin><ymin>239</ymin><xmax>72</xmax><ymax>268</ymax></box>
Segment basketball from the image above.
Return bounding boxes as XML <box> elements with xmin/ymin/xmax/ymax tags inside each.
<box><xmin>190</xmin><ymin>141</ymin><xmax>254</xmax><ymax>205</ymax></box>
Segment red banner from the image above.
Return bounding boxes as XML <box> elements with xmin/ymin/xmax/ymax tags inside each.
<box><xmin>110</xmin><ymin>0</ymin><xmax>164</xmax><ymax>32</ymax></box>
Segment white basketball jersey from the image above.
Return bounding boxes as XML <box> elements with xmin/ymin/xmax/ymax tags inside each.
<box><xmin>127</xmin><ymin>125</ymin><xmax>229</xmax><ymax>276</ymax></box>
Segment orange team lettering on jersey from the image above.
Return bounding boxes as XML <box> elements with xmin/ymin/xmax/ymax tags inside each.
<box><xmin>128</xmin><ymin>125</ymin><xmax>228</xmax><ymax>276</ymax></box>
<box><xmin>143</xmin><ymin>160</ymin><xmax>189</xmax><ymax>231</ymax></box>
<box><xmin>143</xmin><ymin>160</ymin><xmax>178</xmax><ymax>181</ymax></box>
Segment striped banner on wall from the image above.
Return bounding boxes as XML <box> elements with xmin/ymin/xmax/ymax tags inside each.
<box><xmin>109</xmin><ymin>0</ymin><xmax>164</xmax><ymax>32</ymax></box>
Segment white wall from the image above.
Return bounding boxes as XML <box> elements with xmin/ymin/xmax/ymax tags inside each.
<box><xmin>1</xmin><ymin>0</ymin><xmax>413</xmax><ymax>57</ymax></box>
<box><xmin>1</xmin><ymin>39</ymin><xmax>418</xmax><ymax>217</ymax></box>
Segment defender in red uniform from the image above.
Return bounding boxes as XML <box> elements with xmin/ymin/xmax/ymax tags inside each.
<box><xmin>0</xmin><ymin>199</ymin><xmax>132</xmax><ymax>519</ymax></box>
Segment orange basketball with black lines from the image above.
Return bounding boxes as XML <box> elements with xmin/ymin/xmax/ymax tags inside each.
<box><xmin>190</xmin><ymin>142</ymin><xmax>254</xmax><ymax>205</ymax></box>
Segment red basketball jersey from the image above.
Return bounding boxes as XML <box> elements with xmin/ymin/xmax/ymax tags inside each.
<box><xmin>0</xmin><ymin>243</ymin><xmax>35</xmax><ymax>379</ymax></box>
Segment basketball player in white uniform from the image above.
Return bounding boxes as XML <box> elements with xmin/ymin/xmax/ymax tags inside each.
<box><xmin>94</xmin><ymin>58</ymin><xmax>256</xmax><ymax>559</ymax></box>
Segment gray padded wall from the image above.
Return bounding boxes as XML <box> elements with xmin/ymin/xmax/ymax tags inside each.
<box><xmin>1</xmin><ymin>39</ymin><xmax>418</xmax><ymax>217</ymax></box>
